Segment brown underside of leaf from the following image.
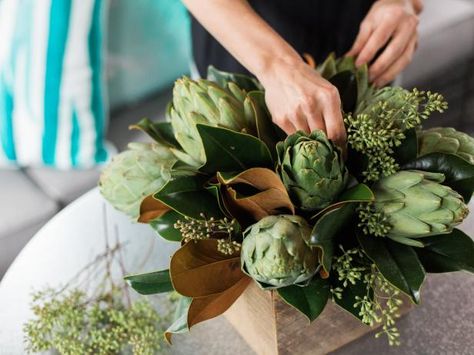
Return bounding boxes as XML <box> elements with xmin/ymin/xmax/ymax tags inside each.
<box><xmin>138</xmin><ymin>195</ymin><xmax>170</xmax><ymax>223</ymax></box>
<box><xmin>170</xmin><ymin>239</ymin><xmax>244</xmax><ymax>298</ymax></box>
<box><xmin>217</xmin><ymin>168</ymin><xmax>295</xmax><ymax>227</ymax></box>
<box><xmin>187</xmin><ymin>276</ymin><xmax>251</xmax><ymax>328</ymax></box>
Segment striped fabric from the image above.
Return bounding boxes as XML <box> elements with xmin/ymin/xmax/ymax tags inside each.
<box><xmin>0</xmin><ymin>0</ymin><xmax>111</xmax><ymax>169</ymax></box>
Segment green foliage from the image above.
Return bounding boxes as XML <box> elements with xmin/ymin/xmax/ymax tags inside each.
<box><xmin>277</xmin><ymin>277</ymin><xmax>330</xmax><ymax>322</ymax></box>
<box><xmin>174</xmin><ymin>214</ymin><xmax>241</xmax><ymax>255</ymax></box>
<box><xmin>331</xmin><ymin>247</ymin><xmax>404</xmax><ymax>346</ymax></box>
<box><xmin>345</xmin><ymin>88</ymin><xmax>447</xmax><ymax>181</ymax></box>
<box><xmin>23</xmin><ymin>288</ymin><xmax>169</xmax><ymax>355</ymax></box>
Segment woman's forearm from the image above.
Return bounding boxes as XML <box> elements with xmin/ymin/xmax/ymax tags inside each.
<box><xmin>182</xmin><ymin>0</ymin><xmax>302</xmax><ymax>81</ymax></box>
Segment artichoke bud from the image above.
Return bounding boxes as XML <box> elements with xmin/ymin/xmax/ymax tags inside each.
<box><xmin>241</xmin><ymin>215</ymin><xmax>319</xmax><ymax>288</ymax></box>
<box><xmin>372</xmin><ymin>170</ymin><xmax>469</xmax><ymax>241</ymax></box>
<box><xmin>277</xmin><ymin>130</ymin><xmax>348</xmax><ymax>211</ymax></box>
<box><xmin>170</xmin><ymin>76</ymin><xmax>259</xmax><ymax>166</ymax></box>
<box><xmin>99</xmin><ymin>143</ymin><xmax>176</xmax><ymax>219</ymax></box>
<box><xmin>418</xmin><ymin>127</ymin><xmax>474</xmax><ymax>164</ymax></box>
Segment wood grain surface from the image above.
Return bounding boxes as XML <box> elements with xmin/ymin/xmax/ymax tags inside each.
<box><xmin>224</xmin><ymin>281</ymin><xmax>413</xmax><ymax>355</ymax></box>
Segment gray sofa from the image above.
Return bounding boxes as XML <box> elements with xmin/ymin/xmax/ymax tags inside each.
<box><xmin>1</xmin><ymin>0</ymin><xmax>473</xmax><ymax>278</ymax></box>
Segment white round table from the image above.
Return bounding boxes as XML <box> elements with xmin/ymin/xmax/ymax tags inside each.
<box><xmin>0</xmin><ymin>189</ymin><xmax>473</xmax><ymax>354</ymax></box>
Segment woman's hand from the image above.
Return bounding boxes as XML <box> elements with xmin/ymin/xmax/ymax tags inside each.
<box><xmin>258</xmin><ymin>59</ymin><xmax>346</xmax><ymax>148</ymax></box>
<box><xmin>347</xmin><ymin>0</ymin><xmax>421</xmax><ymax>87</ymax></box>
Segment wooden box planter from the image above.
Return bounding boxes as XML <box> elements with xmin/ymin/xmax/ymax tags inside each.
<box><xmin>224</xmin><ymin>281</ymin><xmax>413</xmax><ymax>355</ymax></box>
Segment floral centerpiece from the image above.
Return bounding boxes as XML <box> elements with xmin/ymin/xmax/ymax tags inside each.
<box><xmin>100</xmin><ymin>54</ymin><xmax>474</xmax><ymax>347</ymax></box>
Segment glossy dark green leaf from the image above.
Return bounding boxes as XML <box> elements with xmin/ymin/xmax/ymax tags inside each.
<box><xmin>346</xmin><ymin>147</ymin><xmax>369</xmax><ymax>181</ymax></box>
<box><xmin>415</xmin><ymin>229</ymin><xmax>474</xmax><ymax>273</ymax></box>
<box><xmin>130</xmin><ymin>118</ymin><xmax>180</xmax><ymax>148</ymax></box>
<box><xmin>331</xmin><ymin>273</ymin><xmax>370</xmax><ymax>322</ymax></box>
<box><xmin>149</xmin><ymin>210</ymin><xmax>182</xmax><ymax>242</ymax></box>
<box><xmin>393</xmin><ymin>128</ymin><xmax>418</xmax><ymax>166</ymax></box>
<box><xmin>403</xmin><ymin>152</ymin><xmax>474</xmax><ymax>202</ymax></box>
<box><xmin>154</xmin><ymin>175</ymin><xmax>223</xmax><ymax>219</ymax></box>
<box><xmin>124</xmin><ymin>269</ymin><xmax>174</xmax><ymax>295</ymax></box>
<box><xmin>207</xmin><ymin>65</ymin><xmax>263</xmax><ymax>92</ymax></box>
<box><xmin>165</xmin><ymin>296</ymin><xmax>192</xmax><ymax>344</ymax></box>
<box><xmin>357</xmin><ymin>234</ymin><xmax>425</xmax><ymax>304</ymax></box>
<box><xmin>338</xmin><ymin>183</ymin><xmax>374</xmax><ymax>202</ymax></box>
<box><xmin>246</xmin><ymin>91</ymin><xmax>285</xmax><ymax>157</ymax></box>
<box><xmin>329</xmin><ymin>71</ymin><xmax>357</xmax><ymax>113</ymax></box>
<box><xmin>312</xmin><ymin>183</ymin><xmax>374</xmax><ymax>220</ymax></box>
<box><xmin>197</xmin><ymin>124</ymin><xmax>273</xmax><ymax>173</ymax></box>
<box><xmin>310</xmin><ymin>204</ymin><xmax>357</xmax><ymax>275</ymax></box>
<box><xmin>277</xmin><ymin>277</ymin><xmax>330</xmax><ymax>322</ymax></box>
<box><xmin>310</xmin><ymin>184</ymin><xmax>373</xmax><ymax>275</ymax></box>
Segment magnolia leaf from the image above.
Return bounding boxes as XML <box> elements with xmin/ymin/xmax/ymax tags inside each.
<box><xmin>149</xmin><ymin>210</ymin><xmax>182</xmax><ymax>242</ymax></box>
<box><xmin>415</xmin><ymin>229</ymin><xmax>474</xmax><ymax>273</ymax></box>
<box><xmin>138</xmin><ymin>195</ymin><xmax>170</xmax><ymax>223</ymax></box>
<box><xmin>318</xmin><ymin>53</ymin><xmax>337</xmax><ymax>79</ymax></box>
<box><xmin>329</xmin><ymin>71</ymin><xmax>357</xmax><ymax>113</ymax></box>
<box><xmin>311</xmin><ymin>183</ymin><xmax>374</xmax><ymax>220</ymax></box>
<box><xmin>217</xmin><ymin>168</ymin><xmax>295</xmax><ymax>227</ymax></box>
<box><xmin>245</xmin><ymin>91</ymin><xmax>285</xmax><ymax>157</ymax></box>
<box><xmin>197</xmin><ymin>124</ymin><xmax>273</xmax><ymax>174</ymax></box>
<box><xmin>124</xmin><ymin>270</ymin><xmax>173</xmax><ymax>295</ymax></box>
<box><xmin>331</xmin><ymin>272</ymin><xmax>371</xmax><ymax>322</ymax></box>
<box><xmin>165</xmin><ymin>296</ymin><xmax>192</xmax><ymax>344</ymax></box>
<box><xmin>130</xmin><ymin>118</ymin><xmax>180</xmax><ymax>148</ymax></box>
<box><xmin>277</xmin><ymin>277</ymin><xmax>330</xmax><ymax>322</ymax></box>
<box><xmin>170</xmin><ymin>239</ymin><xmax>244</xmax><ymax>298</ymax></box>
<box><xmin>207</xmin><ymin>65</ymin><xmax>262</xmax><ymax>92</ymax></box>
<box><xmin>357</xmin><ymin>234</ymin><xmax>425</xmax><ymax>304</ymax></box>
<box><xmin>310</xmin><ymin>204</ymin><xmax>357</xmax><ymax>277</ymax></box>
<box><xmin>393</xmin><ymin>128</ymin><xmax>418</xmax><ymax>166</ymax></box>
<box><xmin>403</xmin><ymin>152</ymin><xmax>474</xmax><ymax>202</ymax></box>
<box><xmin>153</xmin><ymin>175</ymin><xmax>223</xmax><ymax>219</ymax></box>
<box><xmin>187</xmin><ymin>277</ymin><xmax>251</xmax><ymax>328</ymax></box>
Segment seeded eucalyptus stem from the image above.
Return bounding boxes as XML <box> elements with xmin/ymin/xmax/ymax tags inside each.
<box><xmin>331</xmin><ymin>246</ymin><xmax>403</xmax><ymax>346</ymax></box>
<box><xmin>174</xmin><ymin>213</ymin><xmax>241</xmax><ymax>255</ymax></box>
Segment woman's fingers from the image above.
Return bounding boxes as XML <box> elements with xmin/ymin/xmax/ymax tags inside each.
<box><xmin>373</xmin><ymin>35</ymin><xmax>417</xmax><ymax>86</ymax></box>
<box><xmin>322</xmin><ymin>101</ymin><xmax>346</xmax><ymax>149</ymax></box>
<box><xmin>355</xmin><ymin>19</ymin><xmax>397</xmax><ymax>67</ymax></box>
<box><xmin>292</xmin><ymin>108</ymin><xmax>311</xmax><ymax>133</ymax></box>
<box><xmin>346</xmin><ymin>22</ymin><xmax>372</xmax><ymax>57</ymax></box>
<box><xmin>275</xmin><ymin>116</ymin><xmax>298</xmax><ymax>135</ymax></box>
<box><xmin>369</xmin><ymin>18</ymin><xmax>418</xmax><ymax>80</ymax></box>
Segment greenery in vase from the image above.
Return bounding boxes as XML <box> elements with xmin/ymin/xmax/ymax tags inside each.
<box><xmin>99</xmin><ymin>54</ymin><xmax>474</xmax><ymax>347</ymax></box>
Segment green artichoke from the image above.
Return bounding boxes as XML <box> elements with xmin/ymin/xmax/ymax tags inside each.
<box><xmin>371</xmin><ymin>170</ymin><xmax>469</xmax><ymax>246</ymax></box>
<box><xmin>241</xmin><ymin>215</ymin><xmax>319</xmax><ymax>288</ymax></box>
<box><xmin>277</xmin><ymin>130</ymin><xmax>348</xmax><ymax>211</ymax></box>
<box><xmin>99</xmin><ymin>143</ymin><xmax>176</xmax><ymax>219</ymax></box>
<box><xmin>418</xmin><ymin>127</ymin><xmax>474</xmax><ymax>164</ymax></box>
<box><xmin>169</xmin><ymin>77</ymin><xmax>257</xmax><ymax>166</ymax></box>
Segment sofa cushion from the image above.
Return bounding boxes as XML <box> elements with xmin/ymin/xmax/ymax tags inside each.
<box><xmin>0</xmin><ymin>170</ymin><xmax>57</xmax><ymax>239</ymax></box>
<box><xmin>0</xmin><ymin>170</ymin><xmax>58</xmax><ymax>276</ymax></box>
<box><xmin>0</xmin><ymin>0</ymin><xmax>112</xmax><ymax>168</ymax></box>
<box><xmin>401</xmin><ymin>0</ymin><xmax>474</xmax><ymax>86</ymax></box>
<box><xmin>25</xmin><ymin>167</ymin><xmax>100</xmax><ymax>206</ymax></box>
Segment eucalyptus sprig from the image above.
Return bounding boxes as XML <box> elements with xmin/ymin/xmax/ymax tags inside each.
<box><xmin>174</xmin><ymin>214</ymin><xmax>241</xmax><ymax>255</ymax></box>
<box><xmin>345</xmin><ymin>87</ymin><xmax>447</xmax><ymax>181</ymax></box>
<box><xmin>23</xmin><ymin>216</ymin><xmax>173</xmax><ymax>355</ymax></box>
<box><xmin>331</xmin><ymin>246</ymin><xmax>404</xmax><ymax>346</ymax></box>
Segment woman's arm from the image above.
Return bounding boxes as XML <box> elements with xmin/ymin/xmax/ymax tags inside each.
<box><xmin>182</xmin><ymin>0</ymin><xmax>346</xmax><ymax>148</ymax></box>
